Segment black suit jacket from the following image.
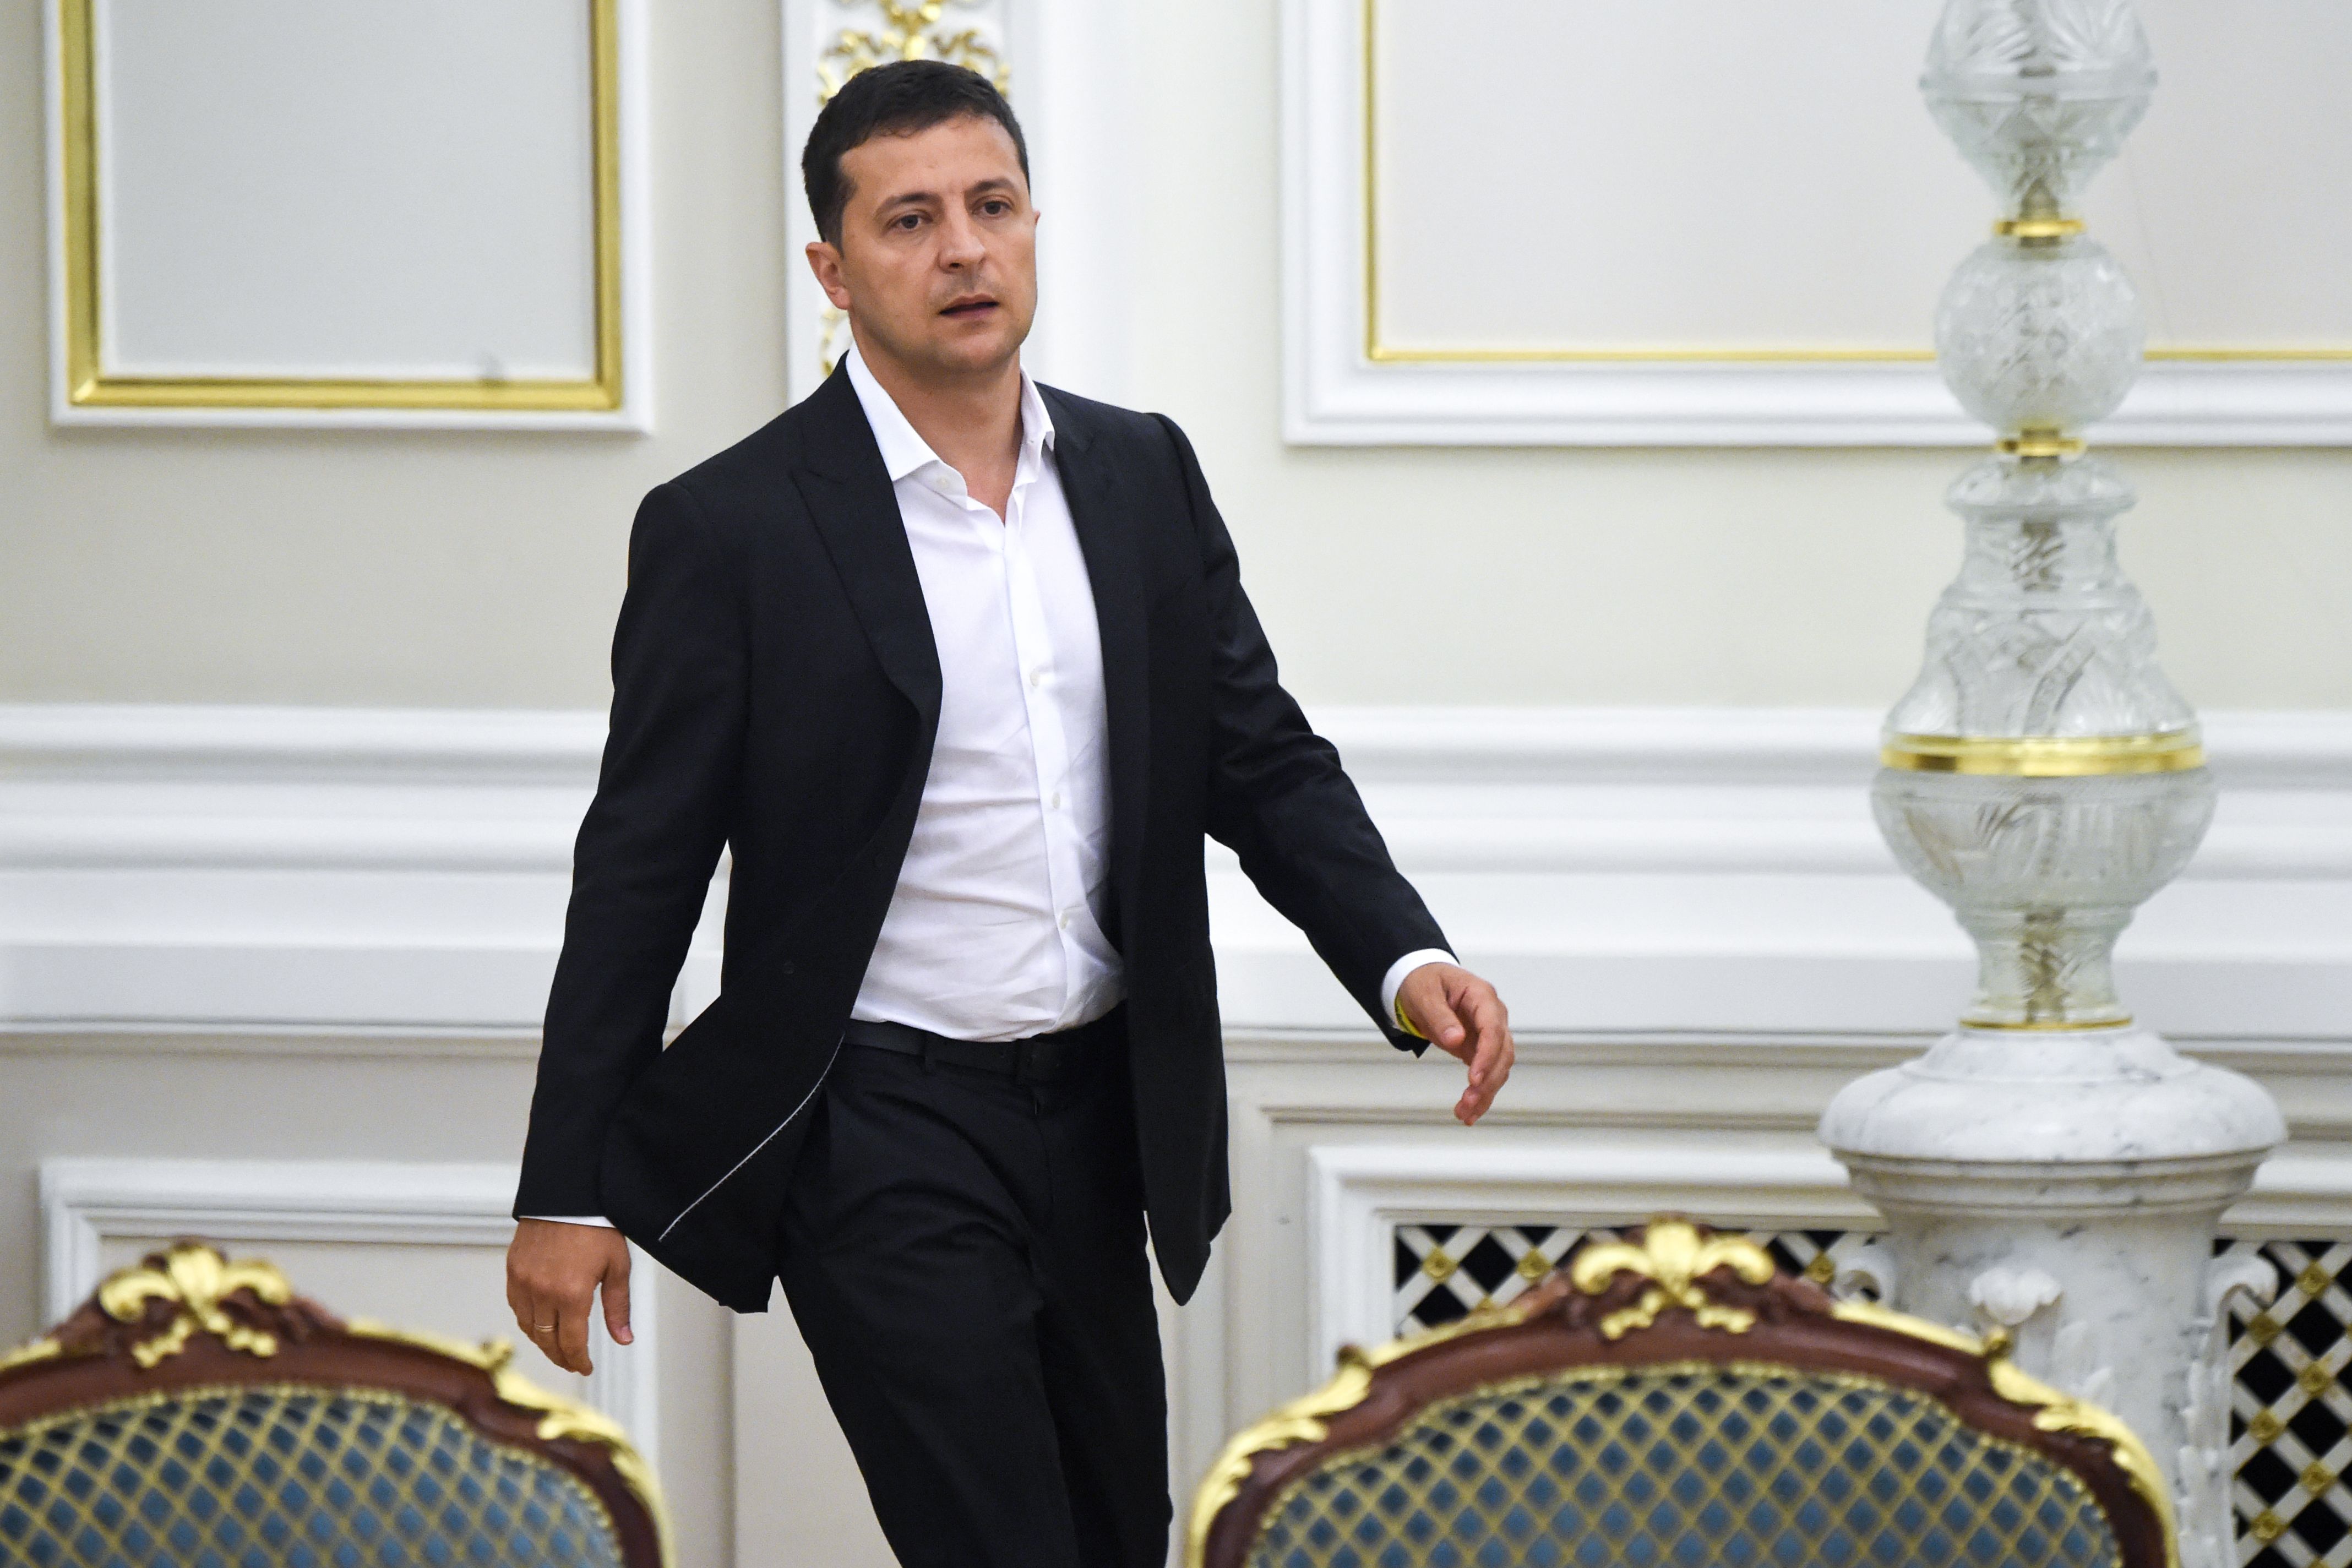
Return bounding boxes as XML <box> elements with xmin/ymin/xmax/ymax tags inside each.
<box><xmin>515</xmin><ymin>366</ymin><xmax>1449</xmax><ymax>1311</ymax></box>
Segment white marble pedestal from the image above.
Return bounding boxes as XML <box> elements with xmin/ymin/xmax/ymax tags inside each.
<box><xmin>1821</xmin><ymin>1024</ymin><xmax>2285</xmax><ymax>1568</ymax></box>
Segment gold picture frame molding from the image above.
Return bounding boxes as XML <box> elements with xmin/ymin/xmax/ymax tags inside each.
<box><xmin>1358</xmin><ymin>0</ymin><xmax>2352</xmax><ymax>368</ymax></box>
<box><xmin>57</xmin><ymin>0</ymin><xmax>626</xmax><ymax>413</ymax></box>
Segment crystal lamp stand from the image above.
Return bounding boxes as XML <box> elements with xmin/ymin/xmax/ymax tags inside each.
<box><xmin>1817</xmin><ymin>6</ymin><xmax>2285</xmax><ymax>1564</ymax></box>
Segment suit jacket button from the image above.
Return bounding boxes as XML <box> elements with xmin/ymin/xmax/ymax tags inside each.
<box><xmin>780</xmin><ymin>961</ymin><xmax>795</xmax><ymax>974</ymax></box>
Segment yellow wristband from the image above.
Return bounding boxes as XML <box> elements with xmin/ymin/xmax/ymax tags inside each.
<box><xmin>1395</xmin><ymin>994</ymin><xmax>1427</xmax><ymax>1040</ymax></box>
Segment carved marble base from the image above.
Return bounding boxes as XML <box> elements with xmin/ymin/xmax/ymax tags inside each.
<box><xmin>1821</xmin><ymin>1024</ymin><xmax>2284</xmax><ymax>1568</ymax></box>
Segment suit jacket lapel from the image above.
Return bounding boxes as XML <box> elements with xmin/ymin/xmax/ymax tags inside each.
<box><xmin>1044</xmin><ymin>388</ymin><xmax>1151</xmax><ymax>943</ymax></box>
<box><xmin>791</xmin><ymin>368</ymin><xmax>943</xmax><ymax>733</ymax></box>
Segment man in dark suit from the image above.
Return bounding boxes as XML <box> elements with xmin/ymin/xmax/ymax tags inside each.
<box><xmin>507</xmin><ymin>59</ymin><xmax>1514</xmax><ymax>1568</ymax></box>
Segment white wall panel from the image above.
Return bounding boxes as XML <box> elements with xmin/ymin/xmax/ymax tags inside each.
<box><xmin>4</xmin><ymin>703</ymin><xmax>2346</xmax><ymax>1039</ymax></box>
<box><xmin>101</xmin><ymin>3</ymin><xmax>597</xmax><ymax>379</ymax></box>
<box><xmin>1284</xmin><ymin>0</ymin><xmax>2352</xmax><ymax>444</ymax></box>
<box><xmin>45</xmin><ymin>0</ymin><xmax>652</xmax><ymax>427</ymax></box>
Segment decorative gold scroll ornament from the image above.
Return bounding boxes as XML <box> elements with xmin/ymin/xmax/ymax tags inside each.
<box><xmin>97</xmin><ymin>1242</ymin><xmax>296</xmax><ymax>1368</ymax></box>
<box><xmin>1569</xmin><ymin>1219</ymin><xmax>1777</xmax><ymax>1338</ymax></box>
<box><xmin>0</xmin><ymin>1337</ymin><xmax>64</xmax><ymax>1374</ymax></box>
<box><xmin>817</xmin><ymin>0</ymin><xmax>1009</xmax><ymax>106</ymax></box>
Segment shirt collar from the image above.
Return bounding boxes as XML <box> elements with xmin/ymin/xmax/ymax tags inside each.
<box><xmin>842</xmin><ymin>342</ymin><xmax>1055</xmax><ymax>487</ymax></box>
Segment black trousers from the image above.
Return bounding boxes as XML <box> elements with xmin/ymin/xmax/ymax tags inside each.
<box><xmin>774</xmin><ymin>1015</ymin><xmax>1172</xmax><ymax>1568</ymax></box>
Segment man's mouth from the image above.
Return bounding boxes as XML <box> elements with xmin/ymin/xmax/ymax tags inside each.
<box><xmin>940</xmin><ymin>296</ymin><xmax>998</xmax><ymax>318</ymax></box>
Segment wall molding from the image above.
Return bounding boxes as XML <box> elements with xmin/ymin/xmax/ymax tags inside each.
<box><xmin>1300</xmin><ymin>1137</ymin><xmax>2352</xmax><ymax>1386</ymax></box>
<box><xmin>1217</xmin><ymin>707</ymin><xmax>2352</xmax><ymax>1041</ymax></box>
<box><xmin>3</xmin><ymin>701</ymin><xmax>2346</xmax><ymax>1039</ymax></box>
<box><xmin>1282</xmin><ymin>0</ymin><xmax>2352</xmax><ymax>447</ymax></box>
<box><xmin>0</xmin><ymin>705</ymin><xmax>667</xmax><ymax>1033</ymax></box>
<box><xmin>1306</xmin><ymin>1140</ymin><xmax>1866</xmax><ymax>1369</ymax></box>
<box><xmin>37</xmin><ymin>1157</ymin><xmax>660</xmax><ymax>1471</ymax></box>
<box><xmin>43</xmin><ymin>1</ymin><xmax>653</xmax><ymax>431</ymax></box>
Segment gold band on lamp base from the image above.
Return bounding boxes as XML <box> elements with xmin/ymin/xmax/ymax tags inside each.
<box><xmin>1997</xmin><ymin>432</ymin><xmax>2088</xmax><ymax>459</ymax></box>
<box><xmin>1995</xmin><ymin>216</ymin><xmax>2087</xmax><ymax>240</ymax></box>
<box><xmin>1881</xmin><ymin>731</ymin><xmax>2206</xmax><ymax>777</ymax></box>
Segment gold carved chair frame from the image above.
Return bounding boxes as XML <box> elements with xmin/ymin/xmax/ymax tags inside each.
<box><xmin>0</xmin><ymin>1241</ymin><xmax>668</xmax><ymax>1567</ymax></box>
<box><xmin>1189</xmin><ymin>1219</ymin><xmax>2175</xmax><ymax>1568</ymax></box>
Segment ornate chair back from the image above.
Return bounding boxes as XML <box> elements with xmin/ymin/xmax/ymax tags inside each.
<box><xmin>1189</xmin><ymin>1219</ymin><xmax>2175</xmax><ymax>1568</ymax></box>
<box><xmin>0</xmin><ymin>1241</ymin><xmax>666</xmax><ymax>1567</ymax></box>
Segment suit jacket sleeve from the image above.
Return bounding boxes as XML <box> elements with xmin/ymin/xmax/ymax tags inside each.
<box><xmin>515</xmin><ymin>482</ymin><xmax>747</xmax><ymax>1216</ymax></box>
<box><xmin>1154</xmin><ymin>414</ymin><xmax>1449</xmax><ymax>1054</ymax></box>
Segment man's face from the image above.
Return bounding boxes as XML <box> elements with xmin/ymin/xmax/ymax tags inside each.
<box><xmin>810</xmin><ymin>114</ymin><xmax>1038</xmax><ymax>381</ymax></box>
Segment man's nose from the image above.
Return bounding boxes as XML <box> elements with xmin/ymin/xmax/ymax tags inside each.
<box><xmin>938</xmin><ymin>210</ymin><xmax>986</xmax><ymax>268</ymax></box>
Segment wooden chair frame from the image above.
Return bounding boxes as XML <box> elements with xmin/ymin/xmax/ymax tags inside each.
<box><xmin>0</xmin><ymin>1240</ymin><xmax>667</xmax><ymax>1567</ymax></box>
<box><xmin>1188</xmin><ymin>1219</ymin><xmax>2175</xmax><ymax>1568</ymax></box>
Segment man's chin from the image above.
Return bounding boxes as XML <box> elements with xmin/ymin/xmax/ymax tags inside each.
<box><xmin>922</xmin><ymin>325</ymin><xmax>1027</xmax><ymax>375</ymax></box>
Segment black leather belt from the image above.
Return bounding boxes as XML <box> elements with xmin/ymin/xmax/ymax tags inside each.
<box><xmin>839</xmin><ymin>1010</ymin><xmax>1118</xmax><ymax>1084</ymax></box>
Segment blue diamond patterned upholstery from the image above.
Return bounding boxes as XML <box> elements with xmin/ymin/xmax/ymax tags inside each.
<box><xmin>1246</xmin><ymin>1365</ymin><xmax>2123</xmax><ymax>1568</ymax></box>
<box><xmin>0</xmin><ymin>1383</ymin><xmax>628</xmax><ymax>1568</ymax></box>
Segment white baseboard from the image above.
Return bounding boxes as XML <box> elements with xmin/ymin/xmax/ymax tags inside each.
<box><xmin>3</xmin><ymin>703</ymin><xmax>2346</xmax><ymax>1041</ymax></box>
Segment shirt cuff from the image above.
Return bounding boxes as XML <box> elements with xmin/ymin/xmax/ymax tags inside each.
<box><xmin>519</xmin><ymin>1215</ymin><xmax>617</xmax><ymax>1228</ymax></box>
<box><xmin>1380</xmin><ymin>949</ymin><xmax>1460</xmax><ymax>1026</ymax></box>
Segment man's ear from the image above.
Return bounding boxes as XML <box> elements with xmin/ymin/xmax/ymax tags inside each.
<box><xmin>805</xmin><ymin>240</ymin><xmax>852</xmax><ymax>312</ymax></box>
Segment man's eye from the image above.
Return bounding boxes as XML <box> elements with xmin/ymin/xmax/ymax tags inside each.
<box><xmin>894</xmin><ymin>214</ymin><xmax>922</xmax><ymax>230</ymax></box>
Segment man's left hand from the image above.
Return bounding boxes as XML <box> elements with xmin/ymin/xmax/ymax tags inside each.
<box><xmin>1395</xmin><ymin>962</ymin><xmax>1515</xmax><ymax>1125</ymax></box>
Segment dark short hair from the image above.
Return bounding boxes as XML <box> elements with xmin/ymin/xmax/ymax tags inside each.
<box><xmin>802</xmin><ymin>60</ymin><xmax>1030</xmax><ymax>247</ymax></box>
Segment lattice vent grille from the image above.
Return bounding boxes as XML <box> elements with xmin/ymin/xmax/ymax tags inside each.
<box><xmin>1390</xmin><ymin>1225</ymin><xmax>2349</xmax><ymax>1568</ymax></box>
<box><xmin>2225</xmin><ymin>1239</ymin><xmax>2352</xmax><ymax>1568</ymax></box>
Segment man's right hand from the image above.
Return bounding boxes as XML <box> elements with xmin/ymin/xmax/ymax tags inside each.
<box><xmin>505</xmin><ymin>1219</ymin><xmax>634</xmax><ymax>1375</ymax></box>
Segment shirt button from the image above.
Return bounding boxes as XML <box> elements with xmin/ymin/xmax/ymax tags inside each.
<box><xmin>1049</xmin><ymin>791</ymin><xmax>1063</xmax><ymax>810</ymax></box>
<box><xmin>1028</xmin><ymin>669</ymin><xmax>1046</xmax><ymax>688</ymax></box>
<box><xmin>1058</xmin><ymin>911</ymin><xmax>1074</xmax><ymax>930</ymax></box>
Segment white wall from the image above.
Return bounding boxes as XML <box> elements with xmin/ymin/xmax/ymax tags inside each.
<box><xmin>1127</xmin><ymin>0</ymin><xmax>2352</xmax><ymax>711</ymax></box>
<box><xmin>4</xmin><ymin>1</ymin><xmax>2351</xmax><ymax>711</ymax></box>
<box><xmin>1</xmin><ymin>0</ymin><xmax>772</xmax><ymax>705</ymax></box>
<box><xmin>3</xmin><ymin>2</ymin><xmax>2349</xmax><ymax>1565</ymax></box>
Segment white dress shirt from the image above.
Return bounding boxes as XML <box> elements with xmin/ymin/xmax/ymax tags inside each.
<box><xmin>527</xmin><ymin>352</ymin><xmax>1450</xmax><ymax>1227</ymax></box>
<box><xmin>842</xmin><ymin>345</ymin><xmax>1126</xmax><ymax>1039</ymax></box>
